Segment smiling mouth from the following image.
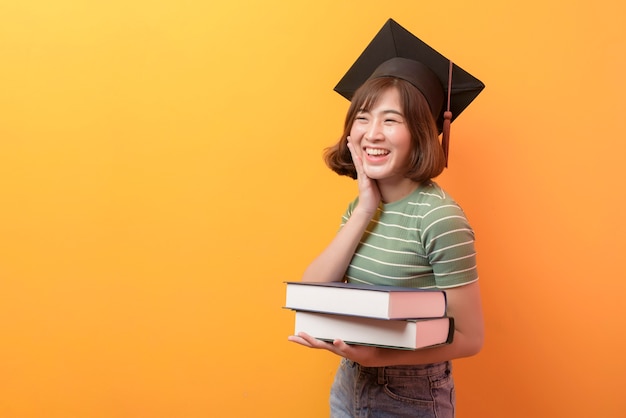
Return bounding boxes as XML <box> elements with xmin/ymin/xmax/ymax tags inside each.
<box><xmin>365</xmin><ymin>148</ymin><xmax>390</xmax><ymax>156</ymax></box>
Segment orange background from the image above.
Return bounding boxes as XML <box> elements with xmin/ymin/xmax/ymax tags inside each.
<box><xmin>1</xmin><ymin>1</ymin><xmax>625</xmax><ymax>417</ymax></box>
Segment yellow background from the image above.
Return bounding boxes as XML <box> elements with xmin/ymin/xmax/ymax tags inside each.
<box><xmin>1</xmin><ymin>1</ymin><xmax>625</xmax><ymax>417</ymax></box>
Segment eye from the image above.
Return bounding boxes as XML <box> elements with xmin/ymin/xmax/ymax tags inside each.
<box><xmin>383</xmin><ymin>111</ymin><xmax>404</xmax><ymax>124</ymax></box>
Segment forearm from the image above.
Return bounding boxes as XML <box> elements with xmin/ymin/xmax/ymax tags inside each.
<box><xmin>368</xmin><ymin>328</ymin><xmax>484</xmax><ymax>367</ymax></box>
<box><xmin>344</xmin><ymin>282</ymin><xmax>485</xmax><ymax>367</ymax></box>
<box><xmin>302</xmin><ymin>208</ymin><xmax>373</xmax><ymax>283</ymax></box>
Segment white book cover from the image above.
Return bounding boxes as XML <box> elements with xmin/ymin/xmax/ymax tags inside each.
<box><xmin>294</xmin><ymin>310</ymin><xmax>454</xmax><ymax>350</ymax></box>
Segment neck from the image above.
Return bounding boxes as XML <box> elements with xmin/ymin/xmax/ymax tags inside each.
<box><xmin>378</xmin><ymin>178</ymin><xmax>420</xmax><ymax>204</ymax></box>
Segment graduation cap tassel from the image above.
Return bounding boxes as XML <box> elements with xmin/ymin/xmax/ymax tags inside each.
<box><xmin>442</xmin><ymin>60</ymin><xmax>453</xmax><ymax>167</ymax></box>
<box><xmin>442</xmin><ymin>113</ymin><xmax>451</xmax><ymax>167</ymax></box>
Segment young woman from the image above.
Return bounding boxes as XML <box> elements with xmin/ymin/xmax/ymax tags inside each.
<box><xmin>288</xmin><ymin>72</ymin><xmax>484</xmax><ymax>417</ymax></box>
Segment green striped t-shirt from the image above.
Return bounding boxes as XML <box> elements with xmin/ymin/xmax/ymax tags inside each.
<box><xmin>342</xmin><ymin>181</ymin><xmax>478</xmax><ymax>289</ymax></box>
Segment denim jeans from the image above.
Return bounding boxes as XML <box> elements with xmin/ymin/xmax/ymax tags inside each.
<box><xmin>329</xmin><ymin>358</ymin><xmax>455</xmax><ymax>418</ymax></box>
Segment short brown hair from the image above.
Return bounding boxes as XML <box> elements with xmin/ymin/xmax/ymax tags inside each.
<box><xmin>324</xmin><ymin>77</ymin><xmax>446</xmax><ymax>183</ymax></box>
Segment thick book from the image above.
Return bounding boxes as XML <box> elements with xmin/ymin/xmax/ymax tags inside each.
<box><xmin>285</xmin><ymin>281</ymin><xmax>447</xmax><ymax>319</ymax></box>
<box><xmin>294</xmin><ymin>310</ymin><xmax>454</xmax><ymax>350</ymax></box>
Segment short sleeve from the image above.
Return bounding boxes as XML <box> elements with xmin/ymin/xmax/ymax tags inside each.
<box><xmin>419</xmin><ymin>202</ymin><xmax>478</xmax><ymax>288</ymax></box>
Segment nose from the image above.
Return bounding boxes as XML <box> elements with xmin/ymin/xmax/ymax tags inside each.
<box><xmin>364</xmin><ymin>120</ymin><xmax>384</xmax><ymax>142</ymax></box>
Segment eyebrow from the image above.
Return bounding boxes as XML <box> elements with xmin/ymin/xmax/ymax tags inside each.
<box><xmin>358</xmin><ymin>108</ymin><xmax>404</xmax><ymax>117</ymax></box>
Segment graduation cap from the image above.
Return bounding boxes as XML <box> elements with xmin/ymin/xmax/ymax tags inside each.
<box><xmin>334</xmin><ymin>18</ymin><xmax>485</xmax><ymax>166</ymax></box>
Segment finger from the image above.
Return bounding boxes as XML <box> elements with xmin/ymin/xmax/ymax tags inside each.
<box><xmin>346</xmin><ymin>138</ymin><xmax>364</xmax><ymax>174</ymax></box>
<box><xmin>331</xmin><ymin>339</ymin><xmax>357</xmax><ymax>358</ymax></box>
<box><xmin>287</xmin><ymin>335</ymin><xmax>315</xmax><ymax>348</ymax></box>
<box><xmin>290</xmin><ymin>333</ymin><xmax>334</xmax><ymax>350</ymax></box>
<box><xmin>346</xmin><ymin>137</ymin><xmax>356</xmax><ymax>158</ymax></box>
<box><xmin>332</xmin><ymin>339</ymin><xmax>351</xmax><ymax>351</ymax></box>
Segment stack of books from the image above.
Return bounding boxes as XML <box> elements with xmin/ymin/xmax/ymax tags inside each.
<box><xmin>285</xmin><ymin>281</ymin><xmax>454</xmax><ymax>350</ymax></box>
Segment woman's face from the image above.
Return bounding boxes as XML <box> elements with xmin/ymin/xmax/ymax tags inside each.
<box><xmin>349</xmin><ymin>87</ymin><xmax>413</xmax><ymax>184</ymax></box>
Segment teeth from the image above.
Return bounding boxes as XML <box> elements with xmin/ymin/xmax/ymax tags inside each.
<box><xmin>366</xmin><ymin>148</ymin><xmax>389</xmax><ymax>156</ymax></box>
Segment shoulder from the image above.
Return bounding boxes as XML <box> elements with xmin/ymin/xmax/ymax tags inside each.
<box><xmin>408</xmin><ymin>182</ymin><xmax>465</xmax><ymax>216</ymax></box>
<box><xmin>414</xmin><ymin>182</ymin><xmax>473</xmax><ymax>234</ymax></box>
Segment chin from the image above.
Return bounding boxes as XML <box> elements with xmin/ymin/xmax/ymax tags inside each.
<box><xmin>363</xmin><ymin>167</ymin><xmax>390</xmax><ymax>179</ymax></box>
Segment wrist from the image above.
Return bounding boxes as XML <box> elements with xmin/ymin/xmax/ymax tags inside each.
<box><xmin>354</xmin><ymin>346</ymin><xmax>387</xmax><ymax>368</ymax></box>
<box><xmin>351</xmin><ymin>204</ymin><xmax>378</xmax><ymax>220</ymax></box>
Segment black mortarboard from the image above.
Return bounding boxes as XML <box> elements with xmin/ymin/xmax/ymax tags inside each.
<box><xmin>334</xmin><ymin>18</ymin><xmax>485</xmax><ymax>166</ymax></box>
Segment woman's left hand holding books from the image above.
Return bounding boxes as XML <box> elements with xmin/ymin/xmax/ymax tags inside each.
<box><xmin>288</xmin><ymin>332</ymin><xmax>381</xmax><ymax>367</ymax></box>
